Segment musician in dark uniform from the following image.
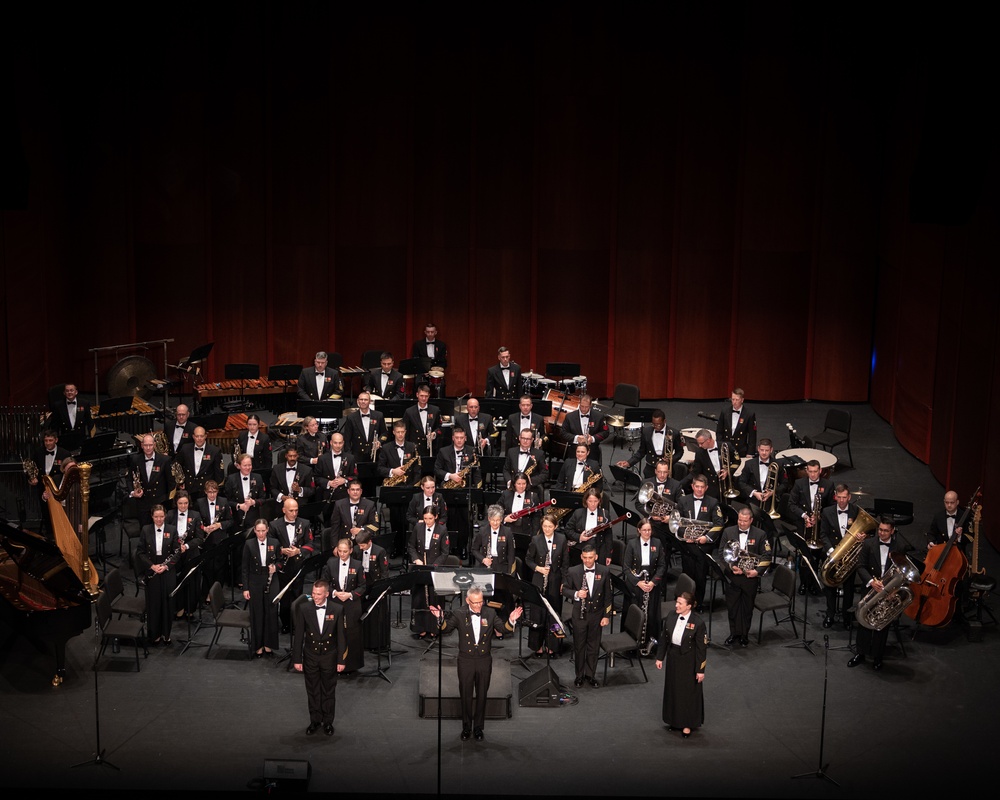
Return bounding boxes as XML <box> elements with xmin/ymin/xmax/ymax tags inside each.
<box><xmin>503</xmin><ymin>428</ymin><xmax>548</xmax><ymax>498</ymax></box>
<box><xmin>675</xmin><ymin>474</ymin><xmax>726</xmax><ymax>609</ymax></box>
<box><xmin>634</xmin><ymin>459</ymin><xmax>684</xmax><ymax>564</ymax></box>
<box><xmin>127</xmin><ymin>433</ymin><xmax>173</xmax><ymax>527</ymax></box>
<box><xmin>484</xmin><ymin>346</ymin><xmax>522</xmax><ymax>399</ymax></box>
<box><xmin>848</xmin><ymin>516</ymin><xmax>916</xmax><ymax>671</ymax></box>
<box><xmin>556</xmin><ymin>443</ymin><xmax>602</xmax><ymax>493</ymax></box>
<box><xmin>269</xmin><ymin>497</ymin><xmax>316</xmax><ymax>635</ymax></box>
<box><xmin>563</xmin><ymin>544</ymin><xmax>612</xmax><ymax>687</ymax></box>
<box><xmin>328</xmin><ymin>479</ymin><xmax>379</xmax><ymax>551</ymax></box>
<box><xmin>736</xmin><ymin>438</ymin><xmax>781</xmax><ymax>536</ymax></box>
<box><xmin>314</xmin><ymin>432</ymin><xmax>357</xmax><ymax>517</ymax></box>
<box><xmin>163</xmin><ymin>403</ymin><xmax>195</xmax><ymax>458</ymax></box>
<box><xmin>46</xmin><ymin>383</ymin><xmax>91</xmax><ymax>441</ymax></box>
<box><xmin>524</xmin><ymin>513</ymin><xmax>569</xmax><ymax>658</ymax></box>
<box><xmin>434</xmin><ymin>427</ymin><xmax>480</xmax><ymax>560</ymax></box>
<box><xmin>292</xmin><ymin>580</ymin><xmax>347</xmax><ymax>736</ymax></box>
<box><xmin>342</xmin><ymin>391</ymin><xmax>387</xmax><ymax>498</ymax></box>
<box><xmin>135</xmin><ymin>505</ymin><xmax>179</xmax><ymax>645</ymax></box>
<box><xmin>319</xmin><ymin>538</ymin><xmax>367</xmax><ymax>673</ymax></box>
<box><xmin>224</xmin><ymin>454</ymin><xmax>265</xmax><ymax>533</ymax></box>
<box><xmin>715</xmin><ymin>388</ymin><xmax>757</xmax><ymax>459</ymax></box>
<box><xmin>297</xmin><ymin>351</ymin><xmax>344</xmax><ymax>401</ymax></box>
<box><xmin>270</xmin><ymin>445</ymin><xmax>315</xmax><ymax>506</ymax></box>
<box><xmin>624</xmin><ymin>517</ymin><xmax>668</xmax><ymax>651</ymax></box>
<box><xmin>178</xmin><ymin>426</ymin><xmax>224</xmax><ymax>501</ymax></box>
<box><xmin>27</xmin><ymin>430</ymin><xmax>70</xmax><ymax>536</ymax></box>
<box><xmin>505</xmin><ymin>396</ymin><xmax>546</xmax><ymax>453</ymax></box>
<box><xmin>362</xmin><ymin>352</ymin><xmax>406</xmax><ymax>400</ymax></box>
<box><xmin>786</xmin><ymin>459</ymin><xmax>836</xmax><ymax>594</ymax></box>
<box><xmin>412</xmin><ymin>322</ymin><xmax>448</xmax><ymax>369</ymax></box>
<box><xmin>377</xmin><ymin>421</ymin><xmax>419</xmax><ymax>557</ymax></box>
<box><xmin>430</xmin><ymin>586</ymin><xmax>522</xmax><ymax>741</ymax></box>
<box><xmin>928</xmin><ymin>490</ymin><xmax>971</xmax><ymax>556</ymax></box>
<box><xmin>234</xmin><ymin>413</ymin><xmax>272</xmax><ymax>492</ymax></box>
<box><xmin>406</xmin><ymin>475</ymin><xmax>449</xmax><ymax>534</ymax></box>
<box><xmin>164</xmin><ymin>490</ymin><xmax>203</xmax><ymax>620</ymax></box>
<box><xmin>692</xmin><ymin>428</ymin><xmax>739</xmax><ymax>502</ymax></box>
<box><xmin>407</xmin><ymin>506</ymin><xmax>450</xmax><ymax>637</ymax></box>
<box><xmin>616</xmin><ymin>408</ymin><xmax>683</xmax><ymax>479</ymax></box>
<box><xmin>819</xmin><ymin>484</ymin><xmax>866</xmax><ymax>629</ymax></box>
<box><xmin>402</xmin><ymin>384</ymin><xmax>442</xmax><ymax>457</ymax></box>
<box><xmin>655</xmin><ymin>590</ymin><xmax>707</xmax><ymax>738</ymax></box>
<box><xmin>242</xmin><ymin>518</ymin><xmax>279</xmax><ymax>657</ymax></box>
<box><xmin>560</xmin><ymin>395</ymin><xmax>610</xmax><ymax>468</ymax></box>
<box><xmin>502</xmin><ymin>473</ymin><xmax>545</xmax><ymax>546</ymax></box>
<box><xmin>453</xmin><ymin>397</ymin><xmax>498</xmax><ymax>455</ymax></box>
<box><xmin>471</xmin><ymin>505</ymin><xmax>516</xmax><ymax>575</ymax></box>
<box><xmin>197</xmin><ymin>480</ymin><xmax>233</xmax><ymax>597</ymax></box>
<box><xmin>565</xmin><ymin>488</ymin><xmax>614</xmax><ymax>566</ymax></box>
<box><xmin>355</xmin><ymin>530</ymin><xmax>390</xmax><ymax>651</ymax></box>
<box><xmin>719</xmin><ymin>507</ymin><xmax>772</xmax><ymax>647</ymax></box>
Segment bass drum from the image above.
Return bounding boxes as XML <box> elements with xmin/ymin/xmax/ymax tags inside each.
<box><xmin>107</xmin><ymin>355</ymin><xmax>157</xmax><ymax>399</ymax></box>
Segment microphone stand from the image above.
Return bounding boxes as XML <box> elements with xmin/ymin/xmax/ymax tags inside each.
<box><xmin>785</xmin><ymin>546</ymin><xmax>818</xmax><ymax>654</ymax></box>
<box><xmin>71</xmin><ymin>607</ymin><xmax>120</xmax><ymax>773</ymax></box>
<box><xmin>792</xmin><ymin>634</ymin><xmax>840</xmax><ymax>786</ymax></box>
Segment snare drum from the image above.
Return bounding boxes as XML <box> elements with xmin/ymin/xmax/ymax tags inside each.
<box><xmin>399</xmin><ymin>374</ymin><xmax>415</xmax><ymax>398</ymax></box>
<box><xmin>573</xmin><ymin>375</ymin><xmax>588</xmax><ymax>396</ymax></box>
<box><xmin>428</xmin><ymin>368</ymin><xmax>445</xmax><ymax>387</ymax></box>
<box><xmin>625</xmin><ymin>421</ymin><xmax>642</xmax><ymax>442</ymax></box>
<box><xmin>559</xmin><ymin>377</ymin><xmax>578</xmax><ymax>395</ymax></box>
<box><xmin>523</xmin><ymin>372</ymin><xmax>543</xmax><ymax>397</ymax></box>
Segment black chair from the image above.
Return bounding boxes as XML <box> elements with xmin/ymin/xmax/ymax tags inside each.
<box><xmin>873</xmin><ymin>498</ymin><xmax>914</xmax><ymax>527</ymax></box>
<box><xmin>611</xmin><ymin>383</ymin><xmax>641</xmax><ymax>409</ymax></box>
<box><xmin>810</xmin><ymin>409</ymin><xmax>853</xmax><ymax>467</ymax></box>
<box><xmin>753</xmin><ymin>564</ymin><xmax>797</xmax><ymax>644</ymax></box>
<box><xmin>105</xmin><ymin>567</ymin><xmax>146</xmax><ymax>621</ymax></box>
<box><xmin>599</xmin><ymin>604</ymin><xmax>648</xmax><ymax>684</ymax></box>
<box><xmin>206</xmin><ymin>581</ymin><xmax>252</xmax><ymax>659</ymax></box>
<box><xmin>97</xmin><ymin>590</ymin><xmax>147</xmax><ymax>671</ymax></box>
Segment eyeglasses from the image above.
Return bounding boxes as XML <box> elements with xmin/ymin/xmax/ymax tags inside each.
<box><xmin>467</xmin><ymin>600</ymin><xmax>484</xmax><ymax>606</ymax></box>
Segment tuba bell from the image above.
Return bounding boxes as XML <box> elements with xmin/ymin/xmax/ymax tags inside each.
<box><xmin>854</xmin><ymin>554</ymin><xmax>920</xmax><ymax>631</ymax></box>
<box><xmin>820</xmin><ymin>506</ymin><xmax>878</xmax><ymax>587</ymax></box>
<box><xmin>637</xmin><ymin>480</ymin><xmax>675</xmax><ymax>518</ymax></box>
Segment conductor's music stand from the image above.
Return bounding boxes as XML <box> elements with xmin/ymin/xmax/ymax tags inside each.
<box><xmin>223</xmin><ymin>363</ymin><xmax>260</xmax><ymax>412</ymax></box>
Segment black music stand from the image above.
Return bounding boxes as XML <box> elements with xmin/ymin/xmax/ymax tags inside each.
<box><xmin>439</xmin><ymin>488</ymin><xmax>484</xmax><ymax>566</ymax></box>
<box><xmin>784</xmin><ymin>531</ymin><xmax>821</xmax><ymax>654</ymax></box>
<box><xmin>479</xmin><ymin>456</ymin><xmax>505</xmax><ymax>491</ymax></box>
<box><xmin>614</xmin><ymin>407</ymin><xmax>654</xmax><ymax>460</ymax></box>
<box><xmin>296</xmin><ymin>501</ymin><xmax>327</xmax><ymax>550</ymax></box>
<box><xmin>399</xmin><ymin>357</ymin><xmax>432</xmax><ymax>396</ymax></box>
<box><xmin>702</xmin><ymin>553</ymin><xmax>732</xmax><ymax>647</ymax></box>
<box><xmin>297</xmin><ymin>400</ymin><xmax>344</xmax><ymax>436</ymax></box>
<box><xmin>371</xmin><ymin>400</ymin><xmax>410</xmax><ymax>423</ymax></box>
<box><xmin>480</xmin><ymin>398</ymin><xmax>519</xmax><ymax>421</ymax></box>
<box><xmin>175</xmin><ymin>342</ymin><xmax>214</xmax><ymax>409</ymax></box>
<box><xmin>545</xmin><ymin>362</ymin><xmax>580</xmax><ymax>380</ymax></box>
<box><xmin>96</xmin><ymin>396</ymin><xmax>133</xmax><ymax>417</ymax></box>
<box><xmin>191</xmin><ymin>411</ymin><xmax>228</xmax><ymax>434</ymax></box>
<box><xmin>359</xmin><ymin>575</ymin><xmax>398</xmax><ymax>683</ymax></box>
<box><xmin>608</xmin><ymin>464</ymin><xmax>643</xmax><ymax>505</ymax></box>
<box><xmin>549</xmin><ymin>489</ymin><xmax>585</xmax><ymax>521</ymax></box>
<box><xmin>268</xmin><ymin>364</ymin><xmax>302</xmax><ymax>414</ymax></box>
<box><xmin>222</xmin><ymin>364</ymin><xmax>259</xmax><ymax>413</ymax></box>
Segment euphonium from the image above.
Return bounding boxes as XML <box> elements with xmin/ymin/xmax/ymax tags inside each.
<box><xmin>668</xmin><ymin>509</ymin><xmax>713</xmax><ymax>543</ymax></box>
<box><xmin>720</xmin><ymin>441</ymin><xmax>740</xmax><ymax>500</ymax></box>
<box><xmin>152</xmin><ymin>429</ymin><xmax>169</xmax><ymax>456</ymax></box>
<box><xmin>855</xmin><ymin>555</ymin><xmax>920</xmax><ymax>631</ymax></box>
<box><xmin>820</xmin><ymin>506</ymin><xmax>878</xmax><ymax>588</ymax></box>
<box><xmin>637</xmin><ymin>480</ymin><xmax>676</xmax><ymax>518</ymax></box>
<box><xmin>722</xmin><ymin>539</ymin><xmax>762</xmax><ymax>572</ymax></box>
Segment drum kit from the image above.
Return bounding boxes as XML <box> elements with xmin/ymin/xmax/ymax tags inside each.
<box><xmin>522</xmin><ymin>372</ymin><xmax>558</xmax><ymax>398</ymax></box>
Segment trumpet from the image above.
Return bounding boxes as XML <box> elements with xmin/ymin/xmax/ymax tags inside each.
<box><xmin>370</xmin><ymin>433</ymin><xmax>386</xmax><ymax>460</ymax></box>
<box><xmin>637</xmin><ymin>480</ymin><xmax>676</xmax><ymax>518</ymax></box>
<box><xmin>720</xmin><ymin>441</ymin><xmax>740</xmax><ymax>500</ymax></box>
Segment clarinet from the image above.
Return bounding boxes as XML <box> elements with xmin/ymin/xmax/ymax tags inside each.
<box><xmin>579</xmin><ymin>568</ymin><xmax>588</xmax><ymax>619</ymax></box>
<box><xmin>542</xmin><ymin>544</ymin><xmax>551</xmax><ymax>594</ymax></box>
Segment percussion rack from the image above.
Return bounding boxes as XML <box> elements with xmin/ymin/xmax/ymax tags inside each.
<box><xmin>89</xmin><ymin>338</ymin><xmax>174</xmax><ymax>409</ymax></box>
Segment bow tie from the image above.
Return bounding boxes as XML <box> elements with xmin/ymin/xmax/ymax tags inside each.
<box><xmin>46</xmin><ymin>450</ymin><xmax>56</xmax><ymax>455</ymax></box>
<box><xmin>578</xmin><ymin>462</ymin><xmax>586</xmax><ymax>467</ymax></box>
<box><xmin>66</xmin><ymin>400</ymin><xmax>76</xmax><ymax>405</ymax></box>
<box><xmin>521</xmin><ymin>416</ymin><xmax>530</xmax><ymax>420</ymax></box>
<box><xmin>316</xmin><ymin>372</ymin><xmax>325</xmax><ymax>377</ymax></box>
<box><xmin>156</xmin><ymin>529</ymin><xmax>163</xmax><ymax>534</ymax></box>
<box><xmin>145</xmin><ymin>457</ymin><xmax>154</xmax><ymax>462</ymax></box>
<box><xmin>708</xmin><ymin>448</ymin><xmax>717</xmax><ymax>453</ymax></box>
<box><xmin>209</xmin><ymin>502</ymin><xmax>215</xmax><ymax>506</ymax></box>
<box><xmin>679</xmin><ymin>616</ymin><xmax>686</xmax><ymax>622</ymax></box>
<box><xmin>585</xmin><ymin>568</ymin><xmax>595</xmax><ymax>573</ymax></box>
<box><xmin>501</xmin><ymin>366</ymin><xmax>509</xmax><ymax>371</ymax></box>
<box><xmin>947</xmin><ymin>514</ymin><xmax>956</xmax><ymax>519</ymax></box>
<box><xmin>248</xmin><ymin>434</ymin><xmax>255</xmax><ymax>439</ymax></box>
<box><xmin>810</xmin><ymin>481</ymin><xmax>819</xmax><ymax>486</ymax></box>
<box><xmin>642</xmin><ymin>541</ymin><xmax>649</xmax><ymax>546</ymax></box>
<box><xmin>195</xmin><ymin>447</ymin><xmax>204</xmax><ymax>451</ymax></box>
<box><xmin>315</xmin><ymin>605</ymin><xmax>326</xmax><ymax>610</ymax></box>
<box><xmin>516</xmin><ymin>494</ymin><xmax>522</xmax><ymax>499</ymax></box>
<box><xmin>361</xmin><ymin>414</ymin><xmax>369</xmax><ymax>418</ymax></box>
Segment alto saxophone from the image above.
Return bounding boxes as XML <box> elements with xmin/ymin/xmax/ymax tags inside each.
<box><xmin>384</xmin><ymin>453</ymin><xmax>419</xmax><ymax>486</ymax></box>
<box><xmin>551</xmin><ymin>468</ymin><xmax>602</xmax><ymax>524</ymax></box>
<box><xmin>132</xmin><ymin>468</ymin><xmax>143</xmax><ymax>495</ymax></box>
<box><xmin>443</xmin><ymin>452</ymin><xmax>479</xmax><ymax>489</ymax></box>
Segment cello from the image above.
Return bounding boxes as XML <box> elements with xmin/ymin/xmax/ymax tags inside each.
<box><xmin>904</xmin><ymin>488</ymin><xmax>978</xmax><ymax>628</ymax></box>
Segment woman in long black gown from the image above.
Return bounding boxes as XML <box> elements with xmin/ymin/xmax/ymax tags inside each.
<box><xmin>655</xmin><ymin>591</ymin><xmax>707</xmax><ymax>738</ymax></box>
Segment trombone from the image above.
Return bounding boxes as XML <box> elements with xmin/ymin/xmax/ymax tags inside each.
<box><xmin>763</xmin><ymin>462</ymin><xmax>781</xmax><ymax>520</ymax></box>
<box><xmin>720</xmin><ymin>441</ymin><xmax>740</xmax><ymax>500</ymax></box>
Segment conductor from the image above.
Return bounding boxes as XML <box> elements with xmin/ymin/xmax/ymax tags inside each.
<box><xmin>292</xmin><ymin>580</ymin><xmax>348</xmax><ymax>736</ymax></box>
<box><xmin>430</xmin><ymin>586</ymin><xmax>522</xmax><ymax>741</ymax></box>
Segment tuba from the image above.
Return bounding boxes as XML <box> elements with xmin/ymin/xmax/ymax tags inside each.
<box><xmin>854</xmin><ymin>554</ymin><xmax>920</xmax><ymax>631</ymax></box>
<box><xmin>820</xmin><ymin>506</ymin><xmax>878</xmax><ymax>587</ymax></box>
<box><xmin>637</xmin><ymin>480</ymin><xmax>676</xmax><ymax>518</ymax></box>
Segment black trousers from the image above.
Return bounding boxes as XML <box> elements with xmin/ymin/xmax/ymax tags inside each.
<box><xmin>456</xmin><ymin>655</ymin><xmax>493</xmax><ymax>731</ymax></box>
<box><xmin>725</xmin><ymin>573</ymin><xmax>759</xmax><ymax>638</ymax></box>
<box><xmin>302</xmin><ymin>650</ymin><xmax>338</xmax><ymax>725</ymax></box>
<box><xmin>570</xmin><ymin>606</ymin><xmax>603</xmax><ymax>679</ymax></box>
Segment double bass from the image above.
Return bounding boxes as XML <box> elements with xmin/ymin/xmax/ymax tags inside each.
<box><xmin>904</xmin><ymin>488</ymin><xmax>978</xmax><ymax>628</ymax></box>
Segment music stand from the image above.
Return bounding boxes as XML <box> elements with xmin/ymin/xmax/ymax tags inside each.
<box><xmin>702</xmin><ymin>552</ymin><xmax>732</xmax><ymax>646</ymax></box>
<box><xmin>608</xmin><ymin>464</ymin><xmax>642</xmax><ymax>505</ymax></box>
<box><xmin>478</xmin><ymin>456</ymin><xmax>506</xmax><ymax>491</ymax></box>
<box><xmin>174</xmin><ymin>342</ymin><xmax>214</xmax><ymax>408</ymax></box>
<box><xmin>549</xmin><ymin>489</ymin><xmax>585</xmax><ymax>520</ymax></box>
<box><xmin>614</xmin><ymin>407</ymin><xmax>653</xmax><ymax>460</ymax></box>
<box><xmin>399</xmin><ymin>357</ymin><xmax>432</xmax><ymax>395</ymax></box>
<box><xmin>96</xmin><ymin>396</ymin><xmax>133</xmax><ymax>417</ymax></box>
<box><xmin>371</xmin><ymin>400</ymin><xmax>410</xmax><ymax>423</ymax></box>
<box><xmin>297</xmin><ymin>400</ymin><xmax>345</xmax><ymax>434</ymax></box>
<box><xmin>784</xmin><ymin>531</ymin><xmax>821</xmax><ymax>654</ymax></box>
<box><xmin>480</xmin><ymin>398</ymin><xmax>519</xmax><ymax>421</ymax></box>
<box><xmin>221</xmin><ymin>364</ymin><xmax>259</xmax><ymax>412</ymax></box>
<box><xmin>192</xmin><ymin>411</ymin><xmax>229</xmax><ymax>434</ymax></box>
<box><xmin>544</xmin><ymin>362</ymin><xmax>580</xmax><ymax>379</ymax></box>
<box><xmin>359</xmin><ymin>575</ymin><xmax>398</xmax><ymax>683</ymax></box>
<box><xmin>268</xmin><ymin>364</ymin><xmax>302</xmax><ymax>414</ymax></box>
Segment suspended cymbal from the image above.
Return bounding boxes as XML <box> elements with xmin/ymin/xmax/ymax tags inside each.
<box><xmin>606</xmin><ymin>414</ymin><xmax>626</xmax><ymax>429</ymax></box>
<box><xmin>851</xmin><ymin>489</ymin><xmax>872</xmax><ymax>497</ymax></box>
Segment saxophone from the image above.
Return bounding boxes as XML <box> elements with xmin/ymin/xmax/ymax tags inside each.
<box><xmin>384</xmin><ymin>453</ymin><xmax>419</xmax><ymax>486</ymax></box>
<box><xmin>551</xmin><ymin>468</ymin><xmax>602</xmax><ymax>523</ymax></box>
<box><xmin>820</xmin><ymin>506</ymin><xmax>878</xmax><ymax>587</ymax></box>
<box><xmin>443</xmin><ymin>452</ymin><xmax>479</xmax><ymax>489</ymax></box>
<box><xmin>132</xmin><ymin>468</ymin><xmax>143</xmax><ymax>495</ymax></box>
<box><xmin>855</xmin><ymin>555</ymin><xmax>920</xmax><ymax>631</ymax></box>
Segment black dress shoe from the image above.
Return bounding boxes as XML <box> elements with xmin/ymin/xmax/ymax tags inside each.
<box><xmin>281</xmin><ymin>625</ymin><xmax>290</xmax><ymax>635</ymax></box>
<box><xmin>474</xmin><ymin>729</ymin><xmax>484</xmax><ymax>740</ymax></box>
<box><xmin>798</xmin><ymin>584</ymin><xmax>807</xmax><ymax>595</ymax></box>
<box><xmin>588</xmin><ymin>678</ymin><xmax>600</xmax><ymax>688</ymax></box>
<box><xmin>306</xmin><ymin>723</ymin><xmax>320</xmax><ymax>735</ymax></box>
<box><xmin>847</xmin><ymin>653</ymin><xmax>866</xmax><ymax>668</ymax></box>
<box><xmin>822</xmin><ymin>616</ymin><xmax>834</xmax><ymax>629</ymax></box>
<box><xmin>740</xmin><ymin>637</ymin><xmax>749</xmax><ymax>648</ymax></box>
<box><xmin>574</xmin><ymin>677</ymin><xmax>584</xmax><ymax>687</ymax></box>
<box><xmin>682</xmin><ymin>729</ymin><xmax>691</xmax><ymax>739</ymax></box>
<box><xmin>324</xmin><ymin>723</ymin><xmax>334</xmax><ymax>735</ymax></box>
<box><xmin>724</xmin><ymin>635</ymin><xmax>737</xmax><ymax>646</ymax></box>
<box><xmin>461</xmin><ymin>729</ymin><xmax>471</xmax><ymax>741</ymax></box>
<box><xmin>872</xmin><ymin>659</ymin><xmax>883</xmax><ymax>671</ymax></box>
